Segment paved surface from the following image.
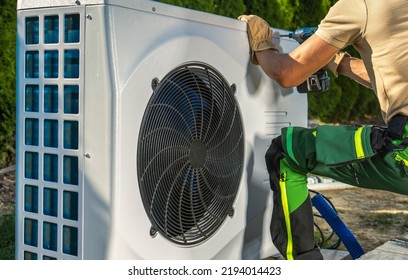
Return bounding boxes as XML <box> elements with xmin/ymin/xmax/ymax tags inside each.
<box><xmin>358</xmin><ymin>234</ymin><xmax>408</xmax><ymax>260</ymax></box>
<box><xmin>268</xmin><ymin>238</ymin><xmax>408</xmax><ymax>260</ymax></box>
<box><xmin>268</xmin><ymin>250</ymin><xmax>351</xmax><ymax>260</ymax></box>
<box><xmin>323</xmin><ymin>234</ymin><xmax>408</xmax><ymax>260</ymax></box>
<box><xmin>322</xmin><ymin>249</ymin><xmax>351</xmax><ymax>260</ymax></box>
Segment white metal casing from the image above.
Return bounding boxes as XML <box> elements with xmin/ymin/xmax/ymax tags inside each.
<box><xmin>16</xmin><ymin>0</ymin><xmax>307</xmax><ymax>259</ymax></box>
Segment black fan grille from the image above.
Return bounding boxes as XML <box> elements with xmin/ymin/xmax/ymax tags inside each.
<box><xmin>137</xmin><ymin>62</ymin><xmax>244</xmax><ymax>246</ymax></box>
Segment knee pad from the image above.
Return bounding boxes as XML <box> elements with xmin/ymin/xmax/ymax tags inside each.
<box><xmin>265</xmin><ymin>136</ymin><xmax>284</xmax><ymax>178</ymax></box>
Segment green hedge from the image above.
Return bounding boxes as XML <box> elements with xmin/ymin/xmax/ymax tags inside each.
<box><xmin>0</xmin><ymin>213</ymin><xmax>15</xmax><ymax>260</ymax></box>
<box><xmin>0</xmin><ymin>0</ymin><xmax>16</xmax><ymax>168</ymax></box>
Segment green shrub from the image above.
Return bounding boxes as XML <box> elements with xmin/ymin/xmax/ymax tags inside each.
<box><xmin>0</xmin><ymin>213</ymin><xmax>15</xmax><ymax>260</ymax></box>
<box><xmin>0</xmin><ymin>0</ymin><xmax>16</xmax><ymax>168</ymax></box>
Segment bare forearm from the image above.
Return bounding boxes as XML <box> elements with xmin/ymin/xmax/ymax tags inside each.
<box><xmin>255</xmin><ymin>34</ymin><xmax>339</xmax><ymax>88</ymax></box>
<box><xmin>337</xmin><ymin>56</ymin><xmax>372</xmax><ymax>88</ymax></box>
<box><xmin>256</xmin><ymin>50</ymin><xmax>302</xmax><ymax>88</ymax></box>
<box><xmin>256</xmin><ymin>50</ymin><xmax>332</xmax><ymax>88</ymax></box>
<box><xmin>254</xmin><ymin>33</ymin><xmax>372</xmax><ymax>90</ymax></box>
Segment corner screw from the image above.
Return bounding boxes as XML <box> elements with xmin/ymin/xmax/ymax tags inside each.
<box><xmin>150</xmin><ymin>226</ymin><xmax>158</xmax><ymax>238</ymax></box>
<box><xmin>151</xmin><ymin>78</ymin><xmax>159</xmax><ymax>90</ymax></box>
<box><xmin>230</xmin><ymin>84</ymin><xmax>237</xmax><ymax>94</ymax></box>
<box><xmin>86</xmin><ymin>15</ymin><xmax>93</xmax><ymax>20</ymax></box>
<box><xmin>75</xmin><ymin>0</ymin><xmax>81</xmax><ymax>5</ymax></box>
<box><xmin>228</xmin><ymin>208</ymin><xmax>235</xmax><ymax>217</ymax></box>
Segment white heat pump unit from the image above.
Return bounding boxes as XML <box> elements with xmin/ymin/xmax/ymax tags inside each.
<box><xmin>16</xmin><ymin>0</ymin><xmax>307</xmax><ymax>260</ymax></box>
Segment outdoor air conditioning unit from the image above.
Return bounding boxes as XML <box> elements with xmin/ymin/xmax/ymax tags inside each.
<box><xmin>15</xmin><ymin>0</ymin><xmax>307</xmax><ymax>260</ymax></box>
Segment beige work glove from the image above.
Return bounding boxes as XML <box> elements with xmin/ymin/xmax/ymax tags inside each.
<box><xmin>324</xmin><ymin>51</ymin><xmax>350</xmax><ymax>77</ymax></box>
<box><xmin>238</xmin><ymin>15</ymin><xmax>279</xmax><ymax>64</ymax></box>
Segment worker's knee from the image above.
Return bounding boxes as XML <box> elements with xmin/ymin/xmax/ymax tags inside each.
<box><xmin>281</xmin><ymin>126</ymin><xmax>317</xmax><ymax>172</ymax></box>
<box><xmin>265</xmin><ymin>136</ymin><xmax>284</xmax><ymax>176</ymax></box>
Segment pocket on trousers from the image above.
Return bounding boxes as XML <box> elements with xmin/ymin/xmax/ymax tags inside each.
<box><xmin>315</xmin><ymin>125</ymin><xmax>375</xmax><ymax>166</ymax></box>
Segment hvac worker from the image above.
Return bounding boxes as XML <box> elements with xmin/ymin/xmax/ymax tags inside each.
<box><xmin>240</xmin><ymin>0</ymin><xmax>408</xmax><ymax>260</ymax></box>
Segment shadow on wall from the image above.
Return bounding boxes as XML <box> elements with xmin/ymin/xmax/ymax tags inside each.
<box><xmin>241</xmin><ymin>135</ymin><xmax>274</xmax><ymax>259</ymax></box>
<box><xmin>83</xmin><ymin>173</ymin><xmax>111</xmax><ymax>259</ymax></box>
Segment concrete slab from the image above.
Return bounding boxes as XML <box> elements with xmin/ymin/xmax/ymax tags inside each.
<box><xmin>359</xmin><ymin>235</ymin><xmax>408</xmax><ymax>260</ymax></box>
<box><xmin>265</xmin><ymin>235</ymin><xmax>408</xmax><ymax>260</ymax></box>
<box><xmin>266</xmin><ymin>249</ymin><xmax>350</xmax><ymax>260</ymax></box>
<box><xmin>321</xmin><ymin>249</ymin><xmax>351</xmax><ymax>260</ymax></box>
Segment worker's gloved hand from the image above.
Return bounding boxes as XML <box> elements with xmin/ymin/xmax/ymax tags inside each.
<box><xmin>323</xmin><ymin>51</ymin><xmax>350</xmax><ymax>77</ymax></box>
<box><xmin>238</xmin><ymin>15</ymin><xmax>279</xmax><ymax>64</ymax></box>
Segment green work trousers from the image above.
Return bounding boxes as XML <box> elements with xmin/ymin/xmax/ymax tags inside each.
<box><xmin>267</xmin><ymin>124</ymin><xmax>408</xmax><ymax>260</ymax></box>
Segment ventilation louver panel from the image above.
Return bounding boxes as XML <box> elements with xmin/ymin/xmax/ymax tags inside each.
<box><xmin>137</xmin><ymin>62</ymin><xmax>244</xmax><ymax>246</ymax></box>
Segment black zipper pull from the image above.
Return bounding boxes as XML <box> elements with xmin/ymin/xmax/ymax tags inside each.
<box><xmin>351</xmin><ymin>164</ymin><xmax>360</xmax><ymax>185</ymax></box>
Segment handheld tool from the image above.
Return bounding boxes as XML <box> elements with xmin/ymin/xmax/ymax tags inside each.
<box><xmin>281</xmin><ymin>27</ymin><xmax>330</xmax><ymax>93</ymax></box>
<box><xmin>281</xmin><ymin>27</ymin><xmax>318</xmax><ymax>44</ymax></box>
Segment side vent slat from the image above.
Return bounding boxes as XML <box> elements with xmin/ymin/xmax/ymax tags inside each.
<box><xmin>18</xmin><ymin>7</ymin><xmax>84</xmax><ymax>260</ymax></box>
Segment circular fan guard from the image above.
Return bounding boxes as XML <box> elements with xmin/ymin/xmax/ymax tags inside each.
<box><xmin>137</xmin><ymin>62</ymin><xmax>244</xmax><ymax>246</ymax></box>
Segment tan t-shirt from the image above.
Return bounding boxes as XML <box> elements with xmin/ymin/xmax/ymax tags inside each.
<box><xmin>315</xmin><ymin>0</ymin><xmax>408</xmax><ymax>123</ymax></box>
